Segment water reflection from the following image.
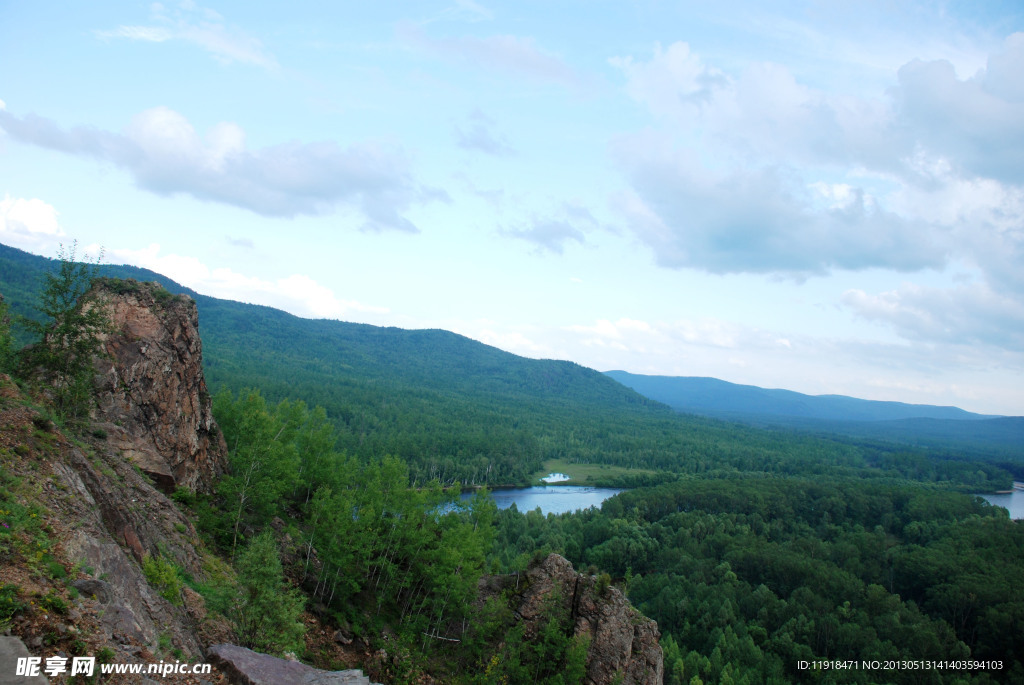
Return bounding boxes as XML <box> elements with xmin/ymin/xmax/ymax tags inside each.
<box><xmin>978</xmin><ymin>483</ymin><xmax>1024</xmax><ymax>520</ymax></box>
<box><xmin>463</xmin><ymin>486</ymin><xmax>623</xmax><ymax>516</ymax></box>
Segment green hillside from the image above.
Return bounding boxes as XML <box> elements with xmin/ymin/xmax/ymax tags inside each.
<box><xmin>0</xmin><ymin>242</ymin><xmax>1014</xmax><ymax>489</ymax></box>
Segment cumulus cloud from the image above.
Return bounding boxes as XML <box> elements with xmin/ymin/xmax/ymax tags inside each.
<box><xmin>95</xmin><ymin>1</ymin><xmax>278</xmax><ymax>70</ymax></box>
<box><xmin>0</xmin><ymin>195</ymin><xmax>66</xmax><ymax>253</ymax></box>
<box><xmin>611</xmin><ymin>134</ymin><xmax>945</xmax><ymax>276</ymax></box>
<box><xmin>112</xmin><ymin>243</ymin><xmax>388</xmax><ymax>320</ymax></box>
<box><xmin>0</xmin><ymin>107</ymin><xmax>424</xmax><ymax>230</ymax></box>
<box><xmin>892</xmin><ymin>51</ymin><xmax>1024</xmax><ymax>184</ymax></box>
<box><xmin>608</xmin><ymin>33</ymin><xmax>1024</xmax><ymax>295</ymax></box>
<box><xmin>399</xmin><ymin>22</ymin><xmax>585</xmax><ymax>88</ymax></box>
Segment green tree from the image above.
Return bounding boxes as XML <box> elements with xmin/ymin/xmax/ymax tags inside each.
<box><xmin>213</xmin><ymin>389</ymin><xmax>300</xmax><ymax>557</ymax></box>
<box><xmin>21</xmin><ymin>241</ymin><xmax>109</xmax><ymax>420</ymax></box>
<box><xmin>227</xmin><ymin>531</ymin><xmax>305</xmax><ymax>655</ymax></box>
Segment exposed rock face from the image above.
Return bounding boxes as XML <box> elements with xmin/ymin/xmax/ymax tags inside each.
<box><xmin>0</xmin><ymin>637</ymin><xmax>48</xmax><ymax>684</ymax></box>
<box><xmin>90</xmin><ymin>279</ymin><xmax>227</xmax><ymax>493</ymax></box>
<box><xmin>481</xmin><ymin>554</ymin><xmax>663</xmax><ymax>685</ymax></box>
<box><xmin>208</xmin><ymin>644</ymin><xmax>379</xmax><ymax>685</ymax></box>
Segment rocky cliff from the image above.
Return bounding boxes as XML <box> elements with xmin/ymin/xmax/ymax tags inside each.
<box><xmin>90</xmin><ymin>279</ymin><xmax>227</xmax><ymax>494</ymax></box>
<box><xmin>480</xmin><ymin>553</ymin><xmax>664</xmax><ymax>685</ymax></box>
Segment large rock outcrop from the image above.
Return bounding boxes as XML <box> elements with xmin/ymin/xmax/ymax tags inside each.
<box><xmin>208</xmin><ymin>644</ymin><xmax>380</xmax><ymax>685</ymax></box>
<box><xmin>481</xmin><ymin>554</ymin><xmax>663</xmax><ymax>685</ymax></box>
<box><xmin>90</xmin><ymin>279</ymin><xmax>227</xmax><ymax>493</ymax></box>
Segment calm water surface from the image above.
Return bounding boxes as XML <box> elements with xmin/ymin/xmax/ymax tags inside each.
<box><xmin>463</xmin><ymin>486</ymin><xmax>623</xmax><ymax>516</ymax></box>
<box><xmin>978</xmin><ymin>483</ymin><xmax>1024</xmax><ymax>520</ymax></box>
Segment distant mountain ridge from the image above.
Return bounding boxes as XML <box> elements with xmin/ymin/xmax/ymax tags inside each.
<box><xmin>603</xmin><ymin>371</ymin><xmax>1002</xmax><ymax>422</ymax></box>
<box><xmin>604</xmin><ymin>370</ymin><xmax>1022</xmax><ymax>457</ymax></box>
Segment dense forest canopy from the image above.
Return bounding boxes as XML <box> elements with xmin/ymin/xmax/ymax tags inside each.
<box><xmin>492</xmin><ymin>476</ymin><xmax>1024</xmax><ymax>684</ymax></box>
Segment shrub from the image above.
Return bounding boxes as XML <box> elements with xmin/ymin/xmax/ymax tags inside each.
<box><xmin>142</xmin><ymin>553</ymin><xmax>182</xmax><ymax>605</ymax></box>
<box><xmin>170</xmin><ymin>487</ymin><xmax>196</xmax><ymax>507</ymax></box>
<box><xmin>37</xmin><ymin>590</ymin><xmax>67</xmax><ymax>615</ymax></box>
<box><xmin>0</xmin><ymin>584</ymin><xmax>26</xmax><ymax>624</ymax></box>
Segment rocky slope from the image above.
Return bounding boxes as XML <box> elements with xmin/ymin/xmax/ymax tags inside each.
<box><xmin>480</xmin><ymin>554</ymin><xmax>664</xmax><ymax>685</ymax></box>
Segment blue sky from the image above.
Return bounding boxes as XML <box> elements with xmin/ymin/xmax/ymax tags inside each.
<box><xmin>2</xmin><ymin>1</ymin><xmax>1023</xmax><ymax>415</ymax></box>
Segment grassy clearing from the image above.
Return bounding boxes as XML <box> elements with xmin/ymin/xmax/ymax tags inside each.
<box><xmin>530</xmin><ymin>459</ymin><xmax>657</xmax><ymax>485</ymax></box>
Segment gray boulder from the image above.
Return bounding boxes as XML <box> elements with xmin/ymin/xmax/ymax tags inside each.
<box><xmin>207</xmin><ymin>644</ymin><xmax>379</xmax><ymax>685</ymax></box>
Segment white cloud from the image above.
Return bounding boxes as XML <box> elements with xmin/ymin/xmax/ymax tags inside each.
<box><xmin>891</xmin><ymin>43</ymin><xmax>1024</xmax><ymax>184</ymax></box>
<box><xmin>609</xmin><ymin>42</ymin><xmax>727</xmax><ymax>115</ymax></box>
<box><xmin>474</xmin><ymin>329</ymin><xmax>546</xmax><ymax>355</ymax></box>
<box><xmin>95</xmin><ymin>1</ymin><xmax>278</xmax><ymax>70</ymax></box>
<box><xmin>111</xmin><ymin>244</ymin><xmax>388</xmax><ymax>320</ymax></box>
<box><xmin>843</xmin><ymin>283</ymin><xmax>1024</xmax><ymax>351</ymax></box>
<box><xmin>0</xmin><ymin>107</ymin><xmax>426</xmax><ymax>230</ymax></box>
<box><xmin>566</xmin><ymin>316</ymin><xmax>754</xmax><ymax>353</ymax></box>
<box><xmin>0</xmin><ymin>195</ymin><xmax>66</xmax><ymax>253</ymax></box>
<box><xmin>611</xmin><ymin>134</ymin><xmax>946</xmax><ymax>276</ymax></box>
<box><xmin>607</xmin><ymin>33</ymin><xmax>1024</xmax><ymax>300</ymax></box>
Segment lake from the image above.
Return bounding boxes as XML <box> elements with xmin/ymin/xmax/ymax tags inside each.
<box><xmin>463</xmin><ymin>486</ymin><xmax>624</xmax><ymax>516</ymax></box>
<box><xmin>978</xmin><ymin>483</ymin><xmax>1024</xmax><ymax>520</ymax></box>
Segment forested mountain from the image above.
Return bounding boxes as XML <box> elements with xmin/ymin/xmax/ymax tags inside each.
<box><xmin>606</xmin><ymin>370</ymin><xmax>1023</xmax><ymax>462</ymax></box>
<box><xmin>1</xmin><ymin>241</ymin><xmax>1019</xmax><ymax>488</ymax></box>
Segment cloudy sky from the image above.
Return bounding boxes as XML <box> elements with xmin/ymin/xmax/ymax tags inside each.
<box><xmin>2</xmin><ymin>1</ymin><xmax>1023</xmax><ymax>415</ymax></box>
